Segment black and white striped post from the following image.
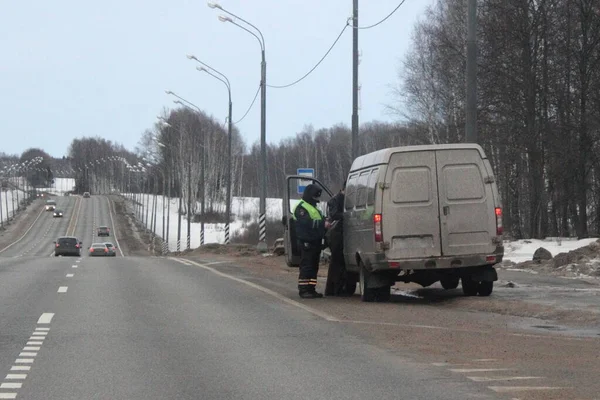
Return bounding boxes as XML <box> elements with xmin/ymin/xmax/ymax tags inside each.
<box><xmin>259</xmin><ymin>213</ymin><xmax>267</xmax><ymax>245</ymax></box>
<box><xmin>177</xmin><ymin>239</ymin><xmax>181</xmax><ymax>252</ymax></box>
<box><xmin>224</xmin><ymin>224</ymin><xmax>230</xmax><ymax>244</ymax></box>
<box><xmin>186</xmin><ymin>234</ymin><xmax>190</xmax><ymax>250</ymax></box>
<box><xmin>200</xmin><ymin>229</ymin><xmax>205</xmax><ymax>246</ymax></box>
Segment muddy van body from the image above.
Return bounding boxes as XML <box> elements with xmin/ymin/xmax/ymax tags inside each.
<box><xmin>343</xmin><ymin>143</ymin><xmax>504</xmax><ymax>301</ymax></box>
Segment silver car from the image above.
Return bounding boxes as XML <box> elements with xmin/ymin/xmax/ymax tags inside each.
<box><xmin>104</xmin><ymin>242</ymin><xmax>117</xmax><ymax>257</ymax></box>
<box><xmin>89</xmin><ymin>243</ymin><xmax>109</xmax><ymax>257</ymax></box>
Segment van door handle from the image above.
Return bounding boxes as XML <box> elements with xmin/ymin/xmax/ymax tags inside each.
<box><xmin>443</xmin><ymin>206</ymin><xmax>449</xmax><ymax>216</ymax></box>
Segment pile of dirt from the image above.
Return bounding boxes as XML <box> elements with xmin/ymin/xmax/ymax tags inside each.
<box><xmin>187</xmin><ymin>243</ymin><xmax>262</xmax><ymax>258</ymax></box>
<box><xmin>501</xmin><ymin>239</ymin><xmax>600</xmax><ymax>278</ymax></box>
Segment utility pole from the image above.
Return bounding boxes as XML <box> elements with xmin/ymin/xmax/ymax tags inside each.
<box><xmin>465</xmin><ymin>0</ymin><xmax>477</xmax><ymax>143</ymax></box>
<box><xmin>200</xmin><ymin>131</ymin><xmax>205</xmax><ymax>246</ymax></box>
<box><xmin>351</xmin><ymin>0</ymin><xmax>359</xmax><ymax>159</ymax></box>
<box><xmin>257</xmin><ymin>49</ymin><xmax>268</xmax><ymax>252</ymax></box>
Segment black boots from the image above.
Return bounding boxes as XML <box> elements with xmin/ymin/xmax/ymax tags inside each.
<box><xmin>299</xmin><ymin>291</ymin><xmax>323</xmax><ymax>299</ymax></box>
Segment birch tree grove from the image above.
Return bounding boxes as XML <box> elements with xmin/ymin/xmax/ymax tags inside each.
<box><xmin>395</xmin><ymin>0</ymin><xmax>600</xmax><ymax>239</ymax></box>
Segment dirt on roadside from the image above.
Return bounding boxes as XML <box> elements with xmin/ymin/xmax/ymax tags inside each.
<box><xmin>0</xmin><ymin>199</ymin><xmax>44</xmax><ymax>251</ymax></box>
<box><xmin>109</xmin><ymin>195</ymin><xmax>153</xmax><ymax>257</ymax></box>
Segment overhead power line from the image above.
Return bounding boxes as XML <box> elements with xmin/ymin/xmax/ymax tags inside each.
<box><xmin>356</xmin><ymin>0</ymin><xmax>407</xmax><ymax>30</ymax></box>
<box><xmin>267</xmin><ymin>22</ymin><xmax>350</xmax><ymax>89</ymax></box>
<box><xmin>234</xmin><ymin>84</ymin><xmax>261</xmax><ymax>124</ymax></box>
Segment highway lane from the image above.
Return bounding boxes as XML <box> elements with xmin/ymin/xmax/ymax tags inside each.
<box><xmin>5</xmin><ymin>255</ymin><xmax>498</xmax><ymax>400</ymax></box>
<box><xmin>0</xmin><ymin>195</ymin><xmax>78</xmax><ymax>258</ymax></box>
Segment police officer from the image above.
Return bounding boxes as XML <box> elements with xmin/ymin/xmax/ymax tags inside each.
<box><xmin>293</xmin><ymin>184</ymin><xmax>326</xmax><ymax>298</ymax></box>
<box><xmin>325</xmin><ymin>181</ymin><xmax>347</xmax><ymax>296</ymax></box>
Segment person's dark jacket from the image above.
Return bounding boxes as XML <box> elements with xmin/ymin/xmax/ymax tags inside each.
<box><xmin>327</xmin><ymin>192</ymin><xmax>345</xmax><ymax>222</ymax></box>
<box><xmin>294</xmin><ymin>184</ymin><xmax>326</xmax><ymax>245</ymax></box>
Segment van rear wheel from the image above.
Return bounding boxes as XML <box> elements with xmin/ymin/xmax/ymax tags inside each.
<box><xmin>359</xmin><ymin>264</ymin><xmax>377</xmax><ymax>302</ymax></box>
<box><xmin>343</xmin><ymin>274</ymin><xmax>358</xmax><ymax>296</ymax></box>
<box><xmin>477</xmin><ymin>281</ymin><xmax>493</xmax><ymax>296</ymax></box>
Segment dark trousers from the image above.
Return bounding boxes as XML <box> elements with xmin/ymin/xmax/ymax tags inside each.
<box><xmin>325</xmin><ymin>222</ymin><xmax>346</xmax><ymax>295</ymax></box>
<box><xmin>298</xmin><ymin>242</ymin><xmax>321</xmax><ymax>293</ymax></box>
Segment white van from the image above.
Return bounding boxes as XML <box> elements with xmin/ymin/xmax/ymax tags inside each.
<box><xmin>283</xmin><ymin>143</ymin><xmax>504</xmax><ymax>302</ymax></box>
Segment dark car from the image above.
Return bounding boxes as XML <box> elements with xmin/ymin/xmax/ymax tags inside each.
<box><xmin>83</xmin><ymin>192</ymin><xmax>91</xmax><ymax>198</ymax></box>
<box><xmin>54</xmin><ymin>236</ymin><xmax>83</xmax><ymax>257</ymax></box>
<box><xmin>89</xmin><ymin>243</ymin><xmax>109</xmax><ymax>256</ymax></box>
<box><xmin>53</xmin><ymin>209</ymin><xmax>64</xmax><ymax>218</ymax></box>
<box><xmin>97</xmin><ymin>226</ymin><xmax>110</xmax><ymax>237</ymax></box>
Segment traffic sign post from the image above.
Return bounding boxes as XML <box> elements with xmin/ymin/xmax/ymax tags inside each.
<box><xmin>297</xmin><ymin>168</ymin><xmax>314</xmax><ymax>194</ymax></box>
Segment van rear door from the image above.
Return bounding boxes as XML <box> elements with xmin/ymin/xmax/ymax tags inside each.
<box><xmin>382</xmin><ymin>150</ymin><xmax>442</xmax><ymax>259</ymax></box>
<box><xmin>435</xmin><ymin>149</ymin><xmax>496</xmax><ymax>256</ymax></box>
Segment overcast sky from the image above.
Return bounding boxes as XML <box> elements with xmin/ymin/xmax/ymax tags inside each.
<box><xmin>0</xmin><ymin>1</ymin><xmax>431</xmax><ymax>158</ymax></box>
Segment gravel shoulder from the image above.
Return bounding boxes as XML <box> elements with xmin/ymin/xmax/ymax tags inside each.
<box><xmin>0</xmin><ymin>197</ymin><xmax>45</xmax><ymax>251</ymax></box>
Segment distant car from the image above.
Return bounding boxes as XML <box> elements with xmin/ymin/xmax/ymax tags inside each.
<box><xmin>97</xmin><ymin>226</ymin><xmax>110</xmax><ymax>237</ymax></box>
<box><xmin>83</xmin><ymin>192</ymin><xmax>91</xmax><ymax>198</ymax></box>
<box><xmin>45</xmin><ymin>200</ymin><xmax>57</xmax><ymax>211</ymax></box>
<box><xmin>64</xmin><ymin>192</ymin><xmax>70</xmax><ymax>196</ymax></box>
<box><xmin>104</xmin><ymin>242</ymin><xmax>117</xmax><ymax>257</ymax></box>
<box><xmin>54</xmin><ymin>236</ymin><xmax>83</xmax><ymax>257</ymax></box>
<box><xmin>89</xmin><ymin>243</ymin><xmax>109</xmax><ymax>256</ymax></box>
<box><xmin>53</xmin><ymin>209</ymin><xmax>64</xmax><ymax>218</ymax></box>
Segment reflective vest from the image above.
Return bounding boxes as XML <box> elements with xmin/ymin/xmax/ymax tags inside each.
<box><xmin>292</xmin><ymin>200</ymin><xmax>323</xmax><ymax>221</ymax></box>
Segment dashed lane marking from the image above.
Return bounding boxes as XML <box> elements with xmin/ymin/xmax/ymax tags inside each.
<box><xmin>0</xmin><ymin>393</ymin><xmax>17</xmax><ymax>399</ymax></box>
<box><xmin>18</xmin><ymin>353</ymin><xmax>37</xmax><ymax>357</ymax></box>
<box><xmin>9</xmin><ymin>367</ymin><xmax>30</xmax><ymax>371</ymax></box>
<box><xmin>488</xmin><ymin>386</ymin><xmax>567</xmax><ymax>393</ymax></box>
<box><xmin>468</xmin><ymin>376</ymin><xmax>543</xmax><ymax>382</ymax></box>
<box><xmin>14</xmin><ymin>359</ymin><xmax>34</xmax><ymax>364</ymax></box>
<box><xmin>37</xmin><ymin>313</ymin><xmax>54</xmax><ymax>324</ymax></box>
<box><xmin>0</xmin><ymin>383</ymin><xmax>21</xmax><ymax>389</ymax></box>
<box><xmin>26</xmin><ymin>342</ymin><xmax>42</xmax><ymax>346</ymax></box>
<box><xmin>4</xmin><ymin>375</ymin><xmax>26</xmax><ymax>380</ymax></box>
<box><xmin>22</xmin><ymin>347</ymin><xmax>40</xmax><ymax>351</ymax></box>
<box><xmin>31</xmin><ymin>332</ymin><xmax>47</xmax><ymax>336</ymax></box>
<box><xmin>450</xmin><ymin>368</ymin><xmax>511</xmax><ymax>373</ymax></box>
<box><xmin>66</xmin><ymin>273</ymin><xmax>74</xmax><ymax>278</ymax></box>
<box><xmin>72</xmin><ymin>265</ymin><xmax>78</xmax><ymax>268</ymax></box>
<box><xmin>57</xmin><ymin>286</ymin><xmax>68</xmax><ymax>293</ymax></box>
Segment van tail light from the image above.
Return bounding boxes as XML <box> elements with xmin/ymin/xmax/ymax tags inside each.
<box><xmin>374</xmin><ymin>213</ymin><xmax>383</xmax><ymax>242</ymax></box>
<box><xmin>495</xmin><ymin>207</ymin><xmax>503</xmax><ymax>235</ymax></box>
<box><xmin>104</xmin><ymin>248</ymin><xmax>108</xmax><ymax>253</ymax></box>
<box><xmin>55</xmin><ymin>243</ymin><xmax>60</xmax><ymax>248</ymax></box>
<box><xmin>75</xmin><ymin>244</ymin><xmax>80</xmax><ymax>249</ymax></box>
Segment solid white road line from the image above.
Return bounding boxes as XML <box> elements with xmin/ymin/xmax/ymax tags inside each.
<box><xmin>0</xmin><ymin>393</ymin><xmax>17</xmax><ymax>399</ymax></box>
<box><xmin>66</xmin><ymin>273</ymin><xmax>74</xmax><ymax>277</ymax></box>
<box><xmin>106</xmin><ymin>196</ymin><xmax>124</xmax><ymax>257</ymax></box>
<box><xmin>488</xmin><ymin>386</ymin><xmax>566</xmax><ymax>393</ymax></box>
<box><xmin>58</xmin><ymin>286</ymin><xmax>68</xmax><ymax>293</ymax></box>
<box><xmin>10</xmin><ymin>366</ymin><xmax>30</xmax><ymax>371</ymax></box>
<box><xmin>22</xmin><ymin>347</ymin><xmax>40</xmax><ymax>351</ymax></box>
<box><xmin>18</xmin><ymin>353</ymin><xmax>37</xmax><ymax>357</ymax></box>
<box><xmin>450</xmin><ymin>368</ymin><xmax>511</xmax><ymax>373</ymax></box>
<box><xmin>5</xmin><ymin>375</ymin><xmax>26</xmax><ymax>380</ymax></box>
<box><xmin>37</xmin><ymin>313</ymin><xmax>54</xmax><ymax>324</ymax></box>
<box><xmin>468</xmin><ymin>376</ymin><xmax>542</xmax><ymax>382</ymax></box>
<box><xmin>171</xmin><ymin>258</ymin><xmax>340</xmax><ymax>322</ymax></box>
<box><xmin>0</xmin><ymin>383</ymin><xmax>22</xmax><ymax>389</ymax></box>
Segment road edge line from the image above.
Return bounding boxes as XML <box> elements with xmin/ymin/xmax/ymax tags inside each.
<box><xmin>169</xmin><ymin>257</ymin><xmax>340</xmax><ymax>322</ymax></box>
<box><xmin>0</xmin><ymin>202</ymin><xmax>45</xmax><ymax>254</ymax></box>
<box><xmin>106</xmin><ymin>196</ymin><xmax>124</xmax><ymax>257</ymax></box>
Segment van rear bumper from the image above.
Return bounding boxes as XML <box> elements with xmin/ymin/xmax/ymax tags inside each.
<box><xmin>368</xmin><ymin>250</ymin><xmax>504</xmax><ymax>272</ymax></box>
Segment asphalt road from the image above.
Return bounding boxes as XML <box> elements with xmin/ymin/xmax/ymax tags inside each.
<box><xmin>0</xmin><ymin>195</ymin><xmax>504</xmax><ymax>400</ymax></box>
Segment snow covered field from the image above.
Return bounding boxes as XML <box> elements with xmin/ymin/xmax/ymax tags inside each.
<box><xmin>503</xmin><ymin>238</ymin><xmax>598</xmax><ymax>263</ymax></box>
<box><xmin>0</xmin><ymin>188</ymin><xmax>26</xmax><ymax>225</ymax></box>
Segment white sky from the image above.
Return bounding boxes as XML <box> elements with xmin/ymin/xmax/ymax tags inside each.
<box><xmin>0</xmin><ymin>1</ymin><xmax>431</xmax><ymax>157</ymax></box>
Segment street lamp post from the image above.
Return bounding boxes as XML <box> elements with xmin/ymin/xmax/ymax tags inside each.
<box><xmin>208</xmin><ymin>2</ymin><xmax>268</xmax><ymax>251</ymax></box>
<box><xmin>187</xmin><ymin>55</ymin><xmax>233</xmax><ymax>244</ymax></box>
